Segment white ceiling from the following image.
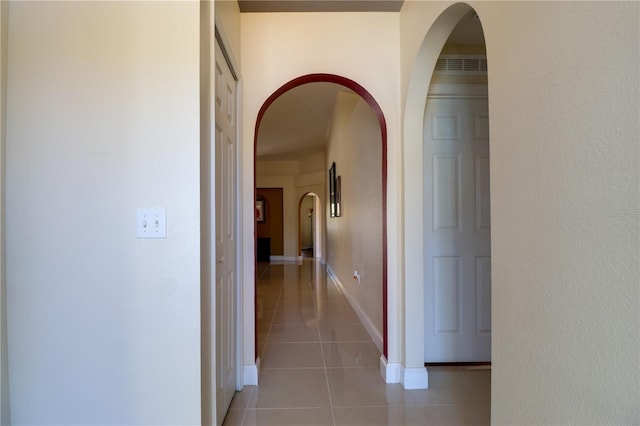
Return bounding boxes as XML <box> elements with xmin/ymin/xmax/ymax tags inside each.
<box><xmin>257</xmin><ymin>83</ymin><xmax>350</xmax><ymax>160</ymax></box>
<box><xmin>255</xmin><ymin>9</ymin><xmax>485</xmax><ymax>161</ymax></box>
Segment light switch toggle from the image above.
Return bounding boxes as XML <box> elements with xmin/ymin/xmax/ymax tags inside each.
<box><xmin>137</xmin><ymin>208</ymin><xmax>166</xmax><ymax>239</ymax></box>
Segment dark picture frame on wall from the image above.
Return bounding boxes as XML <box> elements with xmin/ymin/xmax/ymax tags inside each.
<box><xmin>329</xmin><ymin>162</ymin><xmax>337</xmax><ymax>217</ymax></box>
<box><xmin>256</xmin><ymin>199</ymin><xmax>265</xmax><ymax>223</ymax></box>
<box><xmin>329</xmin><ymin>162</ymin><xmax>342</xmax><ymax>218</ymax></box>
<box><xmin>335</xmin><ymin>175</ymin><xmax>342</xmax><ymax>217</ymax></box>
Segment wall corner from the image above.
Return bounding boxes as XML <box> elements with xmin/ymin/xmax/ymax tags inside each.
<box><xmin>0</xmin><ymin>0</ymin><xmax>10</xmax><ymax>422</ymax></box>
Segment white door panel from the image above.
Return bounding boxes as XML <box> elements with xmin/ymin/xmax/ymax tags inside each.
<box><xmin>424</xmin><ymin>96</ymin><xmax>491</xmax><ymax>362</ymax></box>
<box><xmin>214</xmin><ymin>40</ymin><xmax>237</xmax><ymax>425</ymax></box>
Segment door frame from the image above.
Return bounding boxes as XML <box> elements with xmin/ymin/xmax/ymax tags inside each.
<box><xmin>402</xmin><ymin>2</ymin><xmax>486</xmax><ymax>388</ymax></box>
<box><xmin>212</xmin><ymin>25</ymin><xmax>244</xmax><ymax>393</ymax></box>
<box><xmin>297</xmin><ymin>192</ymin><xmax>322</xmax><ymax>259</ymax></box>
<box><xmin>203</xmin><ymin>22</ymin><xmax>243</xmax><ymax>424</ymax></box>
<box><xmin>253</xmin><ymin>73</ymin><xmax>389</xmax><ymax>359</ymax></box>
<box><xmin>424</xmin><ymin>83</ymin><xmax>490</xmax><ymax>363</ymax></box>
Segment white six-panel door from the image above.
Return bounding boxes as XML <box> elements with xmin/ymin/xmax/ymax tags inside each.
<box><xmin>214</xmin><ymin>40</ymin><xmax>237</xmax><ymax>424</ymax></box>
<box><xmin>424</xmin><ymin>93</ymin><xmax>491</xmax><ymax>362</ymax></box>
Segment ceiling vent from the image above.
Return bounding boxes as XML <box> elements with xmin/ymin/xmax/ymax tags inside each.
<box><xmin>435</xmin><ymin>55</ymin><xmax>487</xmax><ymax>74</ymax></box>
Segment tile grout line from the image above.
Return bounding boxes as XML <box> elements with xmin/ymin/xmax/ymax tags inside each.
<box><xmin>319</xmin><ymin>323</ymin><xmax>337</xmax><ymax>426</ymax></box>
<box><xmin>233</xmin><ymin>261</ymin><xmax>492</xmax><ymax>425</ymax></box>
<box><xmin>257</xmin><ymin>264</ymin><xmax>284</xmax><ymax>360</ymax></box>
<box><xmin>236</xmin><ymin>385</ymin><xmax>253</xmax><ymax>426</ymax></box>
<box><xmin>241</xmin><ymin>262</ymin><xmax>274</xmax><ymax>426</ymax></box>
<box><xmin>314</xmin><ymin>261</ymin><xmax>337</xmax><ymax>426</ymax></box>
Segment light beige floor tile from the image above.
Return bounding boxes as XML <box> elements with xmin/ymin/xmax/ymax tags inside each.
<box><xmin>280</xmin><ymin>289</ymin><xmax>316</xmax><ymax>301</ymax></box>
<box><xmin>280</xmin><ymin>293</ymin><xmax>315</xmax><ymax>305</ymax></box>
<box><xmin>248</xmin><ymin>369</ymin><xmax>331</xmax><ymax>408</ymax></box>
<box><xmin>255</xmin><ymin>262</ymin><xmax>270</xmax><ymax>277</ymax></box>
<box><xmin>315</xmin><ymin>289</ymin><xmax>344</xmax><ymax>300</ymax></box>
<box><xmin>279</xmin><ymin>299</ymin><xmax>317</xmax><ymax>312</ymax></box>
<box><xmin>257</xmin><ymin>334</ymin><xmax>268</xmax><ymax>357</ymax></box>
<box><xmin>256</xmin><ymin>283</ymin><xmax>283</xmax><ymax>295</ymax></box>
<box><xmin>242</xmin><ymin>408</ymin><xmax>334</xmax><ymax>426</ymax></box>
<box><xmin>319</xmin><ymin>322</ymin><xmax>372</xmax><ymax>342</ymax></box>
<box><xmin>236</xmin><ymin>261</ymin><xmax>491</xmax><ymax>425</ymax></box>
<box><xmin>319</xmin><ymin>305</ymin><xmax>360</xmax><ymax>323</ymax></box>
<box><xmin>222</xmin><ymin>409</ymin><xmax>245</xmax><ymax>426</ymax></box>
<box><xmin>256</xmin><ymin>294</ymin><xmax>281</xmax><ymax>312</ymax></box>
<box><xmin>256</xmin><ymin>322</ymin><xmax>271</xmax><ymax>334</ymax></box>
<box><xmin>256</xmin><ymin>310</ymin><xmax>274</xmax><ymax>325</ymax></box>
<box><xmin>268</xmin><ymin>323</ymin><xmax>320</xmax><ymax>342</ymax></box>
<box><xmin>323</xmin><ymin>298</ymin><xmax>357</xmax><ymax>311</ymax></box>
<box><xmin>261</xmin><ymin>342</ymin><xmax>324</xmax><ymax>368</ymax></box>
<box><xmin>229</xmin><ymin>387</ymin><xmax>255</xmax><ymax>411</ymax></box>
<box><xmin>260</xmin><ymin>268</ymin><xmax>284</xmax><ymax>280</ymax></box>
<box><xmin>272</xmin><ymin>309</ymin><xmax>317</xmax><ymax>325</ymax></box>
<box><xmin>314</xmin><ymin>299</ymin><xmax>360</xmax><ymax>322</ymax></box>
<box><xmin>327</xmin><ymin>367</ymin><xmax>411</xmax><ymax>407</ymax></box>
<box><xmin>406</xmin><ymin>368</ymin><xmax>491</xmax><ymax>406</ymax></box>
<box><xmin>333</xmin><ymin>406</ymin><xmax>427</xmax><ymax>426</ymax></box>
<box><xmin>417</xmin><ymin>403</ymin><xmax>490</xmax><ymax>426</ymax></box>
<box><xmin>322</xmin><ymin>342</ymin><xmax>380</xmax><ymax>369</ymax></box>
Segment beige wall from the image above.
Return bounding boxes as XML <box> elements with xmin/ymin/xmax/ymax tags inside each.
<box><xmin>401</xmin><ymin>1</ymin><xmax>639</xmax><ymax>423</ymax></box>
<box><xmin>241</xmin><ymin>10</ymin><xmax>403</xmax><ymax>368</ymax></box>
<box><xmin>256</xmin><ymin>157</ymin><xmax>326</xmax><ymax>259</ymax></box>
<box><xmin>4</xmin><ymin>2</ymin><xmax>634</xmax><ymax>423</ymax></box>
<box><xmin>215</xmin><ymin>0</ymin><xmax>241</xmax><ymax>69</ymax></box>
<box><xmin>326</xmin><ymin>91</ymin><xmax>384</xmax><ymax>351</ymax></box>
<box><xmin>200</xmin><ymin>2</ymin><xmax>213</xmax><ymax>421</ymax></box>
<box><xmin>484</xmin><ymin>3</ymin><xmax>639</xmax><ymax>423</ymax></box>
<box><xmin>0</xmin><ymin>1</ymin><xmax>7</xmax><ymax>423</ymax></box>
<box><xmin>5</xmin><ymin>2</ymin><xmax>201</xmax><ymax>423</ymax></box>
<box><xmin>299</xmin><ymin>151</ymin><xmax>326</xmax><ymax>174</ymax></box>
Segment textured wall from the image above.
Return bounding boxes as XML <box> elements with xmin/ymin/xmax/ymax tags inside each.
<box><xmin>326</xmin><ymin>91</ymin><xmax>384</xmax><ymax>350</ymax></box>
<box><xmin>5</xmin><ymin>2</ymin><xmax>201</xmax><ymax>423</ymax></box>
<box><xmin>241</xmin><ymin>10</ymin><xmax>402</xmax><ymax>366</ymax></box>
<box><xmin>400</xmin><ymin>1</ymin><xmax>639</xmax><ymax>423</ymax></box>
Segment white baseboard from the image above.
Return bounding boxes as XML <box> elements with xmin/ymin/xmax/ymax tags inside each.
<box><xmin>379</xmin><ymin>355</ymin><xmax>402</xmax><ymax>383</ymax></box>
<box><xmin>326</xmin><ymin>266</ymin><xmax>383</xmax><ymax>353</ymax></box>
<box><xmin>243</xmin><ymin>358</ymin><xmax>260</xmax><ymax>386</ymax></box>
<box><xmin>401</xmin><ymin>366</ymin><xmax>429</xmax><ymax>389</ymax></box>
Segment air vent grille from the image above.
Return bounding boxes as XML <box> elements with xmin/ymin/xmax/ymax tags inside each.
<box><xmin>435</xmin><ymin>55</ymin><xmax>487</xmax><ymax>74</ymax></box>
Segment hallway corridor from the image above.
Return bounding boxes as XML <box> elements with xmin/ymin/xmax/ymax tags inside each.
<box><xmin>224</xmin><ymin>260</ymin><xmax>490</xmax><ymax>425</ymax></box>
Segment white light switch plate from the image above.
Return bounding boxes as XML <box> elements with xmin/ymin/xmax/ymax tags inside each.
<box><xmin>137</xmin><ymin>208</ymin><xmax>166</xmax><ymax>239</ymax></box>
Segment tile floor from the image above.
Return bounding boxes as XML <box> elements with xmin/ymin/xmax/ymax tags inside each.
<box><xmin>224</xmin><ymin>260</ymin><xmax>491</xmax><ymax>426</ymax></box>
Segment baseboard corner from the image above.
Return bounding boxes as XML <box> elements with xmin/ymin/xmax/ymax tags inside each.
<box><xmin>401</xmin><ymin>366</ymin><xmax>428</xmax><ymax>389</ymax></box>
<box><xmin>243</xmin><ymin>359</ymin><xmax>260</xmax><ymax>386</ymax></box>
<box><xmin>380</xmin><ymin>355</ymin><xmax>402</xmax><ymax>384</ymax></box>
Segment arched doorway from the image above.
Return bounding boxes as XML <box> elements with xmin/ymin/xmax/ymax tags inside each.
<box><xmin>298</xmin><ymin>192</ymin><xmax>322</xmax><ymax>259</ymax></box>
<box><xmin>254</xmin><ymin>74</ymin><xmax>388</xmax><ymax>359</ymax></box>
<box><xmin>403</xmin><ymin>2</ymin><xmax>489</xmax><ymax>386</ymax></box>
<box><xmin>424</xmin><ymin>9</ymin><xmax>490</xmax><ymax>363</ymax></box>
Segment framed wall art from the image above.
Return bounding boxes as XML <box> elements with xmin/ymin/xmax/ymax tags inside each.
<box><xmin>329</xmin><ymin>162</ymin><xmax>337</xmax><ymax>217</ymax></box>
<box><xmin>256</xmin><ymin>199</ymin><xmax>265</xmax><ymax>223</ymax></box>
<box><xmin>335</xmin><ymin>175</ymin><xmax>342</xmax><ymax>217</ymax></box>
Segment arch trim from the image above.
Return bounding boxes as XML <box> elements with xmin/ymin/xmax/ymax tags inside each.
<box><xmin>253</xmin><ymin>73</ymin><xmax>388</xmax><ymax>358</ymax></box>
